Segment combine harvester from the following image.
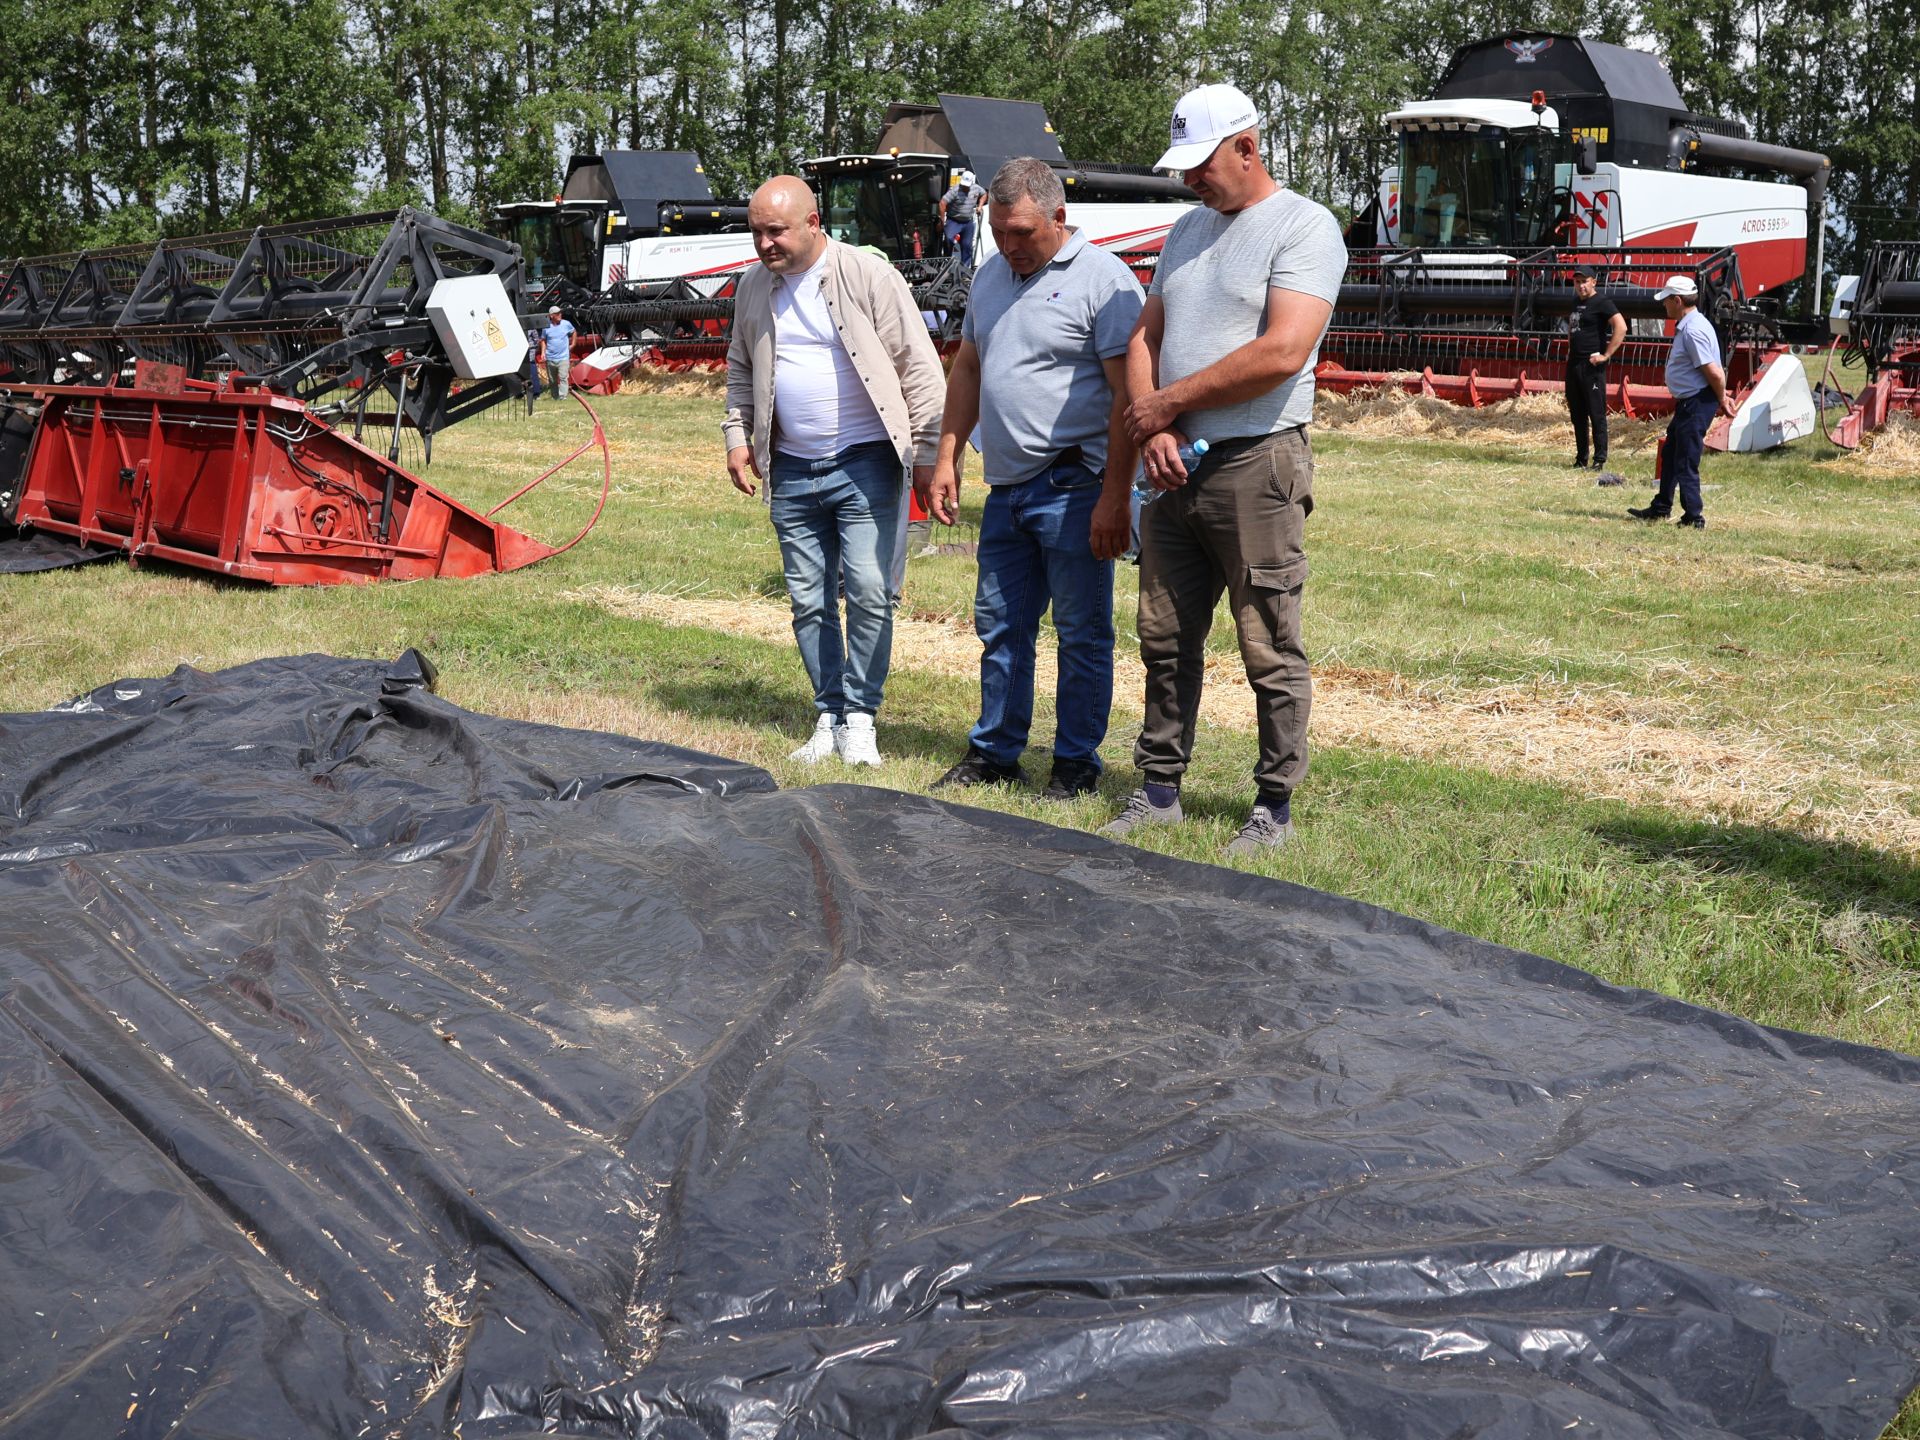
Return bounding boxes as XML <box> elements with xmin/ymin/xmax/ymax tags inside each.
<box><xmin>1825</xmin><ymin>241</ymin><xmax>1920</xmax><ymax>448</ymax></box>
<box><xmin>495</xmin><ymin>149</ymin><xmax>751</xmax><ymax>302</ymax></box>
<box><xmin>1333</xmin><ymin>32</ymin><xmax>1832</xmax><ymax>453</ymax></box>
<box><xmin>0</xmin><ymin>209</ymin><xmax>609</xmax><ymax>585</ymax></box>
<box><xmin>566</xmin><ymin>96</ymin><xmax>1192</xmax><ymax>375</ymax></box>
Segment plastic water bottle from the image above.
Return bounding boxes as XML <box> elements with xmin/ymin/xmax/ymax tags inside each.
<box><xmin>1128</xmin><ymin>440</ymin><xmax>1210</xmax><ymax>562</ymax></box>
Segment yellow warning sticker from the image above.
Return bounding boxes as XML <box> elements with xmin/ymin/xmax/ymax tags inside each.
<box><xmin>484</xmin><ymin>315</ymin><xmax>507</xmax><ymax>351</ymax></box>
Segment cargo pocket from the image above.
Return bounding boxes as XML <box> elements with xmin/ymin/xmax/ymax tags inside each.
<box><xmin>1248</xmin><ymin>554</ymin><xmax>1309</xmax><ymax>594</ymax></box>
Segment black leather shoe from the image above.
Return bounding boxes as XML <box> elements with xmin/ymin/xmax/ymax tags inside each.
<box><xmin>1572</xmin><ymin>457</ymin><xmax>1589</xmax><ymax>469</ymax></box>
<box><xmin>1041</xmin><ymin>758</ymin><xmax>1101</xmax><ymax>800</ymax></box>
<box><xmin>1676</xmin><ymin>514</ymin><xmax>1706</xmax><ymax>529</ymax></box>
<box><xmin>933</xmin><ymin>748</ymin><xmax>1024</xmax><ymax>790</ymax></box>
<box><xmin>1627</xmin><ymin>504</ymin><xmax>1672</xmax><ymax>521</ymax></box>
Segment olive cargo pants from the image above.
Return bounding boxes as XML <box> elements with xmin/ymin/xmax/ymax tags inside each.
<box><xmin>1132</xmin><ymin>427</ymin><xmax>1313</xmax><ymax>799</ymax></box>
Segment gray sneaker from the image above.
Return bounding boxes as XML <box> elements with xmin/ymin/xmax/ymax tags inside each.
<box><xmin>1098</xmin><ymin>789</ymin><xmax>1184</xmax><ymax>838</ymax></box>
<box><xmin>1225</xmin><ymin>806</ymin><xmax>1294</xmax><ymax>857</ymax></box>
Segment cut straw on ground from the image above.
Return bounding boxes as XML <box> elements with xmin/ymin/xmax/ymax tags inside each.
<box><xmin>570</xmin><ymin>585</ymin><xmax>1920</xmax><ymax>859</ymax></box>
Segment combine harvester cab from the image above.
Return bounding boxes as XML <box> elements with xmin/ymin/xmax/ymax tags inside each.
<box><xmin>0</xmin><ymin>209</ymin><xmax>610</xmax><ymax>585</ymax></box>
<box><xmin>492</xmin><ymin>150</ymin><xmax>757</xmax><ymax>386</ymax></box>
<box><xmin>823</xmin><ymin>93</ymin><xmax>1193</xmax><ymax>268</ymax></box>
<box><xmin>1335</xmin><ymin>32</ymin><xmax>1830</xmax><ymax>451</ymax></box>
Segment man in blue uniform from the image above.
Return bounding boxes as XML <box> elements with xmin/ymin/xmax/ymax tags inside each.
<box><xmin>1629</xmin><ymin>276</ymin><xmax>1736</xmax><ymax>529</ymax></box>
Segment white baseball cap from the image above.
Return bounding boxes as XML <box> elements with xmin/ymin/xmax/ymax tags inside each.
<box><xmin>1156</xmin><ymin>83</ymin><xmax>1260</xmax><ymax>171</ymax></box>
<box><xmin>958</xmin><ymin>169</ymin><xmax>976</xmax><ymax>187</ymax></box>
<box><xmin>1654</xmin><ymin>275</ymin><xmax>1698</xmax><ymax>300</ymax></box>
<box><xmin>548</xmin><ymin>304</ymin><xmax>563</xmax><ymax>315</ymax></box>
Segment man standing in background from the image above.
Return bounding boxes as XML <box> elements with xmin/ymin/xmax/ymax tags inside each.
<box><xmin>540</xmin><ymin>305</ymin><xmax>575</xmax><ymax>402</ymax></box>
<box><xmin>1628</xmin><ymin>275</ymin><xmax>1736</xmax><ymax>529</ymax></box>
<box><xmin>723</xmin><ymin>175</ymin><xmax>945</xmax><ymax>767</ymax></box>
<box><xmin>940</xmin><ymin>169</ymin><xmax>987</xmax><ymax>269</ymax></box>
<box><xmin>1565</xmin><ymin>264</ymin><xmax>1625</xmax><ymax>469</ymax></box>
<box><xmin>1104</xmin><ymin>83</ymin><xmax>1346</xmax><ymax>856</ymax></box>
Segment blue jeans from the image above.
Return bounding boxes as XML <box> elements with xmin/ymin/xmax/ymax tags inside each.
<box><xmin>970</xmin><ymin>459</ymin><xmax>1116</xmax><ymax>768</ymax></box>
<box><xmin>769</xmin><ymin>442</ymin><xmax>904</xmax><ymax>716</ymax></box>
<box><xmin>945</xmin><ymin>218</ymin><xmax>976</xmax><ymax>269</ymax></box>
<box><xmin>1655</xmin><ymin>389</ymin><xmax>1717</xmax><ymax>518</ymax></box>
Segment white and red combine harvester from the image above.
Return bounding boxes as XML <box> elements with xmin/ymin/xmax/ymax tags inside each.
<box><xmin>1331</xmin><ymin>32</ymin><xmax>1832</xmax><ymax>451</ymax></box>
<box><xmin>811</xmin><ymin>93</ymin><xmax>1192</xmax><ymax>267</ymax></box>
<box><xmin>570</xmin><ymin>95</ymin><xmax>1194</xmax><ymax>373</ymax></box>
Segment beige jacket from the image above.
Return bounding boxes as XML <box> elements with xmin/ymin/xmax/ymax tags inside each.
<box><xmin>722</xmin><ymin>238</ymin><xmax>945</xmax><ymax>474</ymax></box>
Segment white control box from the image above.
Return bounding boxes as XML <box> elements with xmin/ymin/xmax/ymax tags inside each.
<box><xmin>425</xmin><ymin>274</ymin><xmax>530</xmax><ymax>380</ymax></box>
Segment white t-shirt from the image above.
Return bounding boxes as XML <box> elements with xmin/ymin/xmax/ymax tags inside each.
<box><xmin>771</xmin><ymin>253</ymin><xmax>891</xmax><ymax>460</ymax></box>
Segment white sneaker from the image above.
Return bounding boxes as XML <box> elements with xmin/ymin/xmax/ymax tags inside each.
<box><xmin>837</xmin><ymin>712</ymin><xmax>882</xmax><ymax>767</ymax></box>
<box><xmin>789</xmin><ymin>713</ymin><xmax>842</xmax><ymax>764</ymax></box>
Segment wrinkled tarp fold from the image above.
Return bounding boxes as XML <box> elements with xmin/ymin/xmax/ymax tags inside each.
<box><xmin>2</xmin><ymin>652</ymin><xmax>1917</xmax><ymax>1439</ymax></box>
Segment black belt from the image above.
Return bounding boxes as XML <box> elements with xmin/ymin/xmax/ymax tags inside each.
<box><xmin>1194</xmin><ymin>427</ymin><xmax>1305</xmax><ymax>468</ymax></box>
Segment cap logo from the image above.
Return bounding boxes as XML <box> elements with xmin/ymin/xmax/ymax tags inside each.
<box><xmin>1170</xmin><ymin>113</ymin><xmax>1188</xmax><ymax>140</ymax></box>
<box><xmin>1505</xmin><ymin>37</ymin><xmax>1553</xmax><ymax>63</ymax></box>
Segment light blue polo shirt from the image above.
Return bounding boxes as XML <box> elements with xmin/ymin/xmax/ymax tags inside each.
<box><xmin>962</xmin><ymin>229</ymin><xmax>1144</xmax><ymax>484</ymax></box>
<box><xmin>1666</xmin><ymin>308</ymin><xmax>1721</xmax><ymax>398</ymax></box>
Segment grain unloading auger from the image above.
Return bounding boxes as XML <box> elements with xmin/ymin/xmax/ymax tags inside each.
<box><xmin>0</xmin><ymin>208</ymin><xmax>610</xmax><ymax>584</ymax></box>
<box><xmin>1825</xmin><ymin>241</ymin><xmax>1920</xmax><ymax>449</ymax></box>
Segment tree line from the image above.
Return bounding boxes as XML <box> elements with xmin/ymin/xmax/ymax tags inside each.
<box><xmin>1</xmin><ymin>0</ymin><xmax>1914</xmax><ymax>273</ymax></box>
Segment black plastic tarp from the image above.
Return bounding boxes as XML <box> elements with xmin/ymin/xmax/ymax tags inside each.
<box><xmin>0</xmin><ymin>523</ymin><xmax>116</xmax><ymax>572</ymax></box>
<box><xmin>3</xmin><ymin>652</ymin><xmax>1918</xmax><ymax>1439</ymax></box>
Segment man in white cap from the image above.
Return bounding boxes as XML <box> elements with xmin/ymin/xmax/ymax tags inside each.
<box><xmin>539</xmin><ymin>304</ymin><xmax>576</xmax><ymax>402</ymax></box>
<box><xmin>1102</xmin><ymin>83</ymin><xmax>1347</xmax><ymax>857</ymax></box>
<box><xmin>1629</xmin><ymin>275</ymin><xmax>1735</xmax><ymax>529</ymax></box>
<box><xmin>939</xmin><ymin>169</ymin><xmax>987</xmax><ymax>269</ymax></box>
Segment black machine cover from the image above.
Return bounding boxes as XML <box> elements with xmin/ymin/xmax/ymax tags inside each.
<box><xmin>3</xmin><ymin>653</ymin><xmax>1918</xmax><ymax>1438</ymax></box>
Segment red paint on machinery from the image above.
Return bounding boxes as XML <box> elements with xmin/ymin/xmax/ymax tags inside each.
<box><xmin>7</xmin><ymin>377</ymin><xmax>609</xmax><ymax>586</ymax></box>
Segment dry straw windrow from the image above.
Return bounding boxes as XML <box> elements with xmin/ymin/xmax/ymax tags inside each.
<box><xmin>569</xmin><ymin>586</ymin><xmax>1920</xmax><ymax>859</ymax></box>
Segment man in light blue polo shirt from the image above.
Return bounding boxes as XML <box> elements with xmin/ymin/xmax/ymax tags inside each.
<box><xmin>1629</xmin><ymin>274</ymin><xmax>1735</xmax><ymax>529</ymax></box>
<box><xmin>919</xmin><ymin>157</ymin><xmax>1144</xmax><ymax>799</ymax></box>
<box><xmin>540</xmin><ymin>305</ymin><xmax>576</xmax><ymax>402</ymax></box>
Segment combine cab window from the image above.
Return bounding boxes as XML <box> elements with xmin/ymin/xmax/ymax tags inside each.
<box><xmin>821</xmin><ymin>173</ymin><xmax>940</xmax><ymax>261</ymax></box>
<box><xmin>490</xmin><ymin>207</ymin><xmax>602</xmax><ymax>289</ymax></box>
<box><xmin>1399</xmin><ymin>128</ymin><xmax>1568</xmax><ymax>250</ymax></box>
<box><xmin>552</xmin><ymin>211</ymin><xmax>601</xmax><ymax>286</ymax></box>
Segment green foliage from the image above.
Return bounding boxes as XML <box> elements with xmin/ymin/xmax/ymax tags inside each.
<box><xmin>0</xmin><ymin>1</ymin><xmax>1914</xmax><ymax>272</ymax></box>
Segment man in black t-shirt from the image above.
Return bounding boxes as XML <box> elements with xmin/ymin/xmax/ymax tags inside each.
<box><xmin>1565</xmin><ymin>265</ymin><xmax>1626</xmax><ymax>468</ymax></box>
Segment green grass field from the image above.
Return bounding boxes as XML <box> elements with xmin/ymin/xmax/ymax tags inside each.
<box><xmin>5</xmin><ymin>381</ymin><xmax>1918</xmax><ymax>1433</ymax></box>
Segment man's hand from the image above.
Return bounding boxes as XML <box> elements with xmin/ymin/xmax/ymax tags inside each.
<box><xmin>911</xmin><ymin>463</ymin><xmax>942</xmax><ymax>519</ymax></box>
<box><xmin>1125</xmin><ymin>387</ymin><xmax>1181</xmax><ymax>445</ymax></box>
<box><xmin>1589</xmin><ymin>352</ymin><xmax>1607</xmax><ymax>367</ymax></box>
<box><xmin>1090</xmin><ymin>486</ymin><xmax>1132</xmax><ymax>560</ymax></box>
<box><xmin>1139</xmin><ymin>430</ymin><xmax>1191</xmax><ymax>491</ymax></box>
<box><xmin>918</xmin><ymin>462</ymin><xmax>958</xmax><ymax>525</ymax></box>
<box><xmin>726</xmin><ymin>445</ymin><xmax>761</xmax><ymax>497</ymax></box>
<box><xmin>1718</xmin><ymin>390</ymin><xmax>1738</xmax><ymax>419</ymax></box>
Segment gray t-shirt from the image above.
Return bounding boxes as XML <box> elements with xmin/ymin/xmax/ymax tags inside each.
<box><xmin>942</xmin><ymin>183</ymin><xmax>986</xmax><ymax>221</ymax></box>
<box><xmin>963</xmin><ymin>230</ymin><xmax>1144</xmax><ymax>482</ymax></box>
<box><xmin>1150</xmin><ymin>188</ymin><xmax>1346</xmax><ymax>440</ymax></box>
